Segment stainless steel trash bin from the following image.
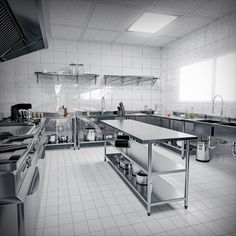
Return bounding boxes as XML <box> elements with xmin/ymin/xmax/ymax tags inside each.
<box><xmin>196</xmin><ymin>141</ymin><xmax>209</xmax><ymax>162</ymax></box>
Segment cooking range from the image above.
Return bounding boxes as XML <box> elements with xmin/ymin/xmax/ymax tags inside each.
<box><xmin>0</xmin><ymin>121</ymin><xmax>46</xmax><ymax>236</ymax></box>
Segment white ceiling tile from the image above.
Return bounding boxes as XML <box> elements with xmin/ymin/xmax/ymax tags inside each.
<box><xmin>87</xmin><ymin>3</ymin><xmax>141</xmax><ymax>31</ymax></box>
<box><xmin>149</xmin><ymin>0</ymin><xmax>208</xmax><ymax>14</ymax></box>
<box><xmin>157</xmin><ymin>16</ymin><xmax>212</xmax><ymax>38</ymax></box>
<box><xmin>193</xmin><ymin>0</ymin><xmax>236</xmax><ymax>18</ymax></box>
<box><xmin>49</xmin><ymin>0</ymin><xmax>92</xmax><ymax>27</ymax></box>
<box><xmin>115</xmin><ymin>31</ymin><xmax>153</xmax><ymax>45</ymax></box>
<box><xmin>144</xmin><ymin>36</ymin><xmax>177</xmax><ymax>47</ymax></box>
<box><xmin>51</xmin><ymin>24</ymin><xmax>83</xmax><ymax>40</ymax></box>
<box><xmin>83</xmin><ymin>29</ymin><xmax>119</xmax><ymax>43</ymax></box>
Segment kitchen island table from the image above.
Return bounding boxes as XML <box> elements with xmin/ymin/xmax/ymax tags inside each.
<box><xmin>101</xmin><ymin>119</ymin><xmax>197</xmax><ymax>215</ymax></box>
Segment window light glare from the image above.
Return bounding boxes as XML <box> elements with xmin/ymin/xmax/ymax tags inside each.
<box><xmin>128</xmin><ymin>12</ymin><xmax>177</xmax><ymax>33</ymax></box>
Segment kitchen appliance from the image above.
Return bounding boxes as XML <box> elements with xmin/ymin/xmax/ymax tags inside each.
<box><xmin>136</xmin><ymin>171</ymin><xmax>148</xmax><ymax>186</ymax></box>
<box><xmin>0</xmin><ymin>121</ymin><xmax>46</xmax><ymax>236</ymax></box>
<box><xmin>117</xmin><ymin>102</ymin><xmax>125</xmax><ymax>116</ymax></box>
<box><xmin>11</xmin><ymin>103</ymin><xmax>32</xmax><ymax>121</ymax></box>
<box><xmin>58</xmin><ymin>135</ymin><xmax>68</xmax><ymax>143</ymax></box>
<box><xmin>48</xmin><ymin>134</ymin><xmax>57</xmax><ymax>144</ymax></box>
<box><xmin>84</xmin><ymin>128</ymin><xmax>96</xmax><ymax>141</ymax></box>
<box><xmin>196</xmin><ymin>141</ymin><xmax>210</xmax><ymax>162</ymax></box>
<box><xmin>0</xmin><ymin>0</ymin><xmax>48</xmax><ymax>62</ymax></box>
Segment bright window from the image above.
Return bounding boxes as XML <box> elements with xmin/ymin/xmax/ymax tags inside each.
<box><xmin>179</xmin><ymin>60</ymin><xmax>213</xmax><ymax>101</ymax></box>
<box><xmin>215</xmin><ymin>53</ymin><xmax>236</xmax><ymax>101</ymax></box>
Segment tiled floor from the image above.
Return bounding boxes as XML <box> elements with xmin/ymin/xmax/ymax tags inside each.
<box><xmin>37</xmin><ymin>146</ymin><xmax>236</xmax><ymax>236</ymax></box>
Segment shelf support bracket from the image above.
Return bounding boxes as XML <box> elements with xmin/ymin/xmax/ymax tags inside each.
<box><xmin>152</xmin><ymin>78</ymin><xmax>158</xmax><ymax>86</ymax></box>
<box><xmin>104</xmin><ymin>76</ymin><xmax>107</xmax><ymax>86</ymax></box>
<box><xmin>95</xmin><ymin>75</ymin><xmax>98</xmax><ymax>85</ymax></box>
<box><xmin>121</xmin><ymin>76</ymin><xmax>125</xmax><ymax>86</ymax></box>
<box><xmin>76</xmin><ymin>74</ymin><xmax>79</xmax><ymax>84</ymax></box>
<box><xmin>137</xmin><ymin>77</ymin><xmax>142</xmax><ymax>86</ymax></box>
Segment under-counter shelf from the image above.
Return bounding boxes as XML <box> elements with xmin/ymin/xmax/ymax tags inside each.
<box><xmin>107</xmin><ymin>153</ymin><xmax>184</xmax><ymax>205</ymax></box>
<box><xmin>108</xmin><ymin>140</ymin><xmax>185</xmax><ymax>175</ymax></box>
<box><xmin>35</xmin><ymin>72</ymin><xmax>98</xmax><ymax>84</ymax></box>
<box><xmin>103</xmin><ymin>74</ymin><xmax>159</xmax><ymax>86</ymax></box>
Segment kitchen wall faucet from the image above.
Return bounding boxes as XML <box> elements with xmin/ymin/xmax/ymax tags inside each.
<box><xmin>212</xmin><ymin>95</ymin><xmax>224</xmax><ymax>120</ymax></box>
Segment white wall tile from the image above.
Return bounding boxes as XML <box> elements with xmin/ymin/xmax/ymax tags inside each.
<box><xmin>54</xmin><ymin>52</ymin><xmax>66</xmax><ymax>64</ymax></box>
<box><xmin>0</xmin><ymin>40</ymin><xmax>161</xmax><ymax>115</ymax></box>
<box><xmin>90</xmin><ymin>42</ymin><xmax>101</xmax><ymax>54</ymax></box>
<box><xmin>90</xmin><ymin>54</ymin><xmax>101</xmax><ymax>66</ymax></box>
<box><xmin>54</xmin><ymin>39</ymin><xmax>66</xmax><ymax>52</ymax></box>
<box><xmin>161</xmin><ymin>10</ymin><xmax>236</xmax><ymax>117</ymax></box>
<box><xmin>78</xmin><ymin>42</ymin><xmax>90</xmax><ymax>54</ymax></box>
<box><xmin>15</xmin><ymin>62</ymin><xmax>28</xmax><ymax>75</ymax></box>
<box><xmin>122</xmin><ymin>45</ymin><xmax>132</xmax><ymax>56</ymax></box>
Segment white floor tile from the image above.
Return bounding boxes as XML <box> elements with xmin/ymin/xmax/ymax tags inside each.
<box><xmin>87</xmin><ymin>218</ymin><xmax>104</xmax><ymax>232</ymax></box>
<box><xmin>38</xmin><ymin>147</ymin><xmax>236</xmax><ymax>236</ymax></box>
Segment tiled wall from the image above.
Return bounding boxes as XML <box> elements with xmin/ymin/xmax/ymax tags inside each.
<box><xmin>1</xmin><ymin>11</ymin><xmax>236</xmax><ymax>118</ymax></box>
<box><xmin>0</xmin><ymin>41</ymin><xmax>161</xmax><ymax>117</ymax></box>
<box><xmin>161</xmin><ymin>10</ymin><xmax>236</xmax><ymax>117</ymax></box>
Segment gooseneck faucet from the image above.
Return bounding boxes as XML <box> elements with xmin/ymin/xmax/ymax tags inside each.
<box><xmin>212</xmin><ymin>95</ymin><xmax>224</xmax><ymax>119</ymax></box>
<box><xmin>101</xmin><ymin>96</ymin><xmax>105</xmax><ymax>115</ymax></box>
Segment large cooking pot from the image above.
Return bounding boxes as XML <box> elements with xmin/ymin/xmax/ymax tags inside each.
<box><xmin>136</xmin><ymin>171</ymin><xmax>148</xmax><ymax>186</ymax></box>
<box><xmin>84</xmin><ymin>128</ymin><xmax>96</xmax><ymax>141</ymax></box>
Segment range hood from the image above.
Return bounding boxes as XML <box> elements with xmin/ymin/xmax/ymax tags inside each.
<box><xmin>0</xmin><ymin>0</ymin><xmax>48</xmax><ymax>62</ymax></box>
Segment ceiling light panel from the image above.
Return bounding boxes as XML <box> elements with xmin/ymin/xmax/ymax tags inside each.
<box><xmin>128</xmin><ymin>12</ymin><xmax>178</xmax><ymax>33</ymax></box>
<box><xmin>115</xmin><ymin>31</ymin><xmax>153</xmax><ymax>45</ymax></box>
<box><xmin>88</xmin><ymin>3</ymin><xmax>141</xmax><ymax>31</ymax></box>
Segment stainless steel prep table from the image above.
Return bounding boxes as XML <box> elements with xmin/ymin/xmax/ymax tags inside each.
<box><xmin>101</xmin><ymin>119</ymin><xmax>197</xmax><ymax>215</ymax></box>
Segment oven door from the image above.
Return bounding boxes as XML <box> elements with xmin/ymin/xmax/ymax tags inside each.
<box><xmin>24</xmin><ymin>158</ymin><xmax>45</xmax><ymax>236</ymax></box>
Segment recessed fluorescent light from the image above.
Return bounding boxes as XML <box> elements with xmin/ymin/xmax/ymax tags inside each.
<box><xmin>128</xmin><ymin>12</ymin><xmax>177</xmax><ymax>33</ymax></box>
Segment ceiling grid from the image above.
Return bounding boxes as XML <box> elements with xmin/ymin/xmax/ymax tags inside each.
<box><xmin>49</xmin><ymin>0</ymin><xmax>236</xmax><ymax>47</ymax></box>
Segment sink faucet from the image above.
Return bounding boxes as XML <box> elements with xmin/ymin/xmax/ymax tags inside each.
<box><xmin>101</xmin><ymin>96</ymin><xmax>105</xmax><ymax>115</ymax></box>
<box><xmin>212</xmin><ymin>95</ymin><xmax>224</xmax><ymax>120</ymax></box>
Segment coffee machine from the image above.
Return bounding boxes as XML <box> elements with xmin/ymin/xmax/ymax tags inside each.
<box><xmin>11</xmin><ymin>103</ymin><xmax>32</xmax><ymax>121</ymax></box>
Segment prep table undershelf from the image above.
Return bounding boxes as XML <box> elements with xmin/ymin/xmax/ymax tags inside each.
<box><xmin>106</xmin><ymin>153</ymin><xmax>184</xmax><ymax>205</ymax></box>
<box><xmin>108</xmin><ymin>140</ymin><xmax>185</xmax><ymax>175</ymax></box>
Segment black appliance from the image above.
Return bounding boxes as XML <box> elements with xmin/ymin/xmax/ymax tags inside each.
<box><xmin>0</xmin><ymin>0</ymin><xmax>49</xmax><ymax>62</ymax></box>
<box><xmin>11</xmin><ymin>103</ymin><xmax>32</xmax><ymax>121</ymax></box>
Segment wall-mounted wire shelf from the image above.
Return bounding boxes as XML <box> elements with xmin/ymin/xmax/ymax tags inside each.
<box><xmin>35</xmin><ymin>72</ymin><xmax>99</xmax><ymax>85</ymax></box>
<box><xmin>103</xmin><ymin>75</ymin><xmax>159</xmax><ymax>86</ymax></box>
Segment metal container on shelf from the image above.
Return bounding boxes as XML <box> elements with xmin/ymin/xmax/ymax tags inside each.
<box><xmin>114</xmin><ymin>154</ymin><xmax>121</xmax><ymax>164</ymax></box>
<box><xmin>136</xmin><ymin>171</ymin><xmax>148</xmax><ymax>186</ymax></box>
<box><xmin>131</xmin><ymin>164</ymin><xmax>141</xmax><ymax>176</ymax></box>
<box><xmin>196</xmin><ymin>141</ymin><xmax>209</xmax><ymax>162</ymax></box>
<box><xmin>84</xmin><ymin>128</ymin><xmax>96</xmax><ymax>141</ymax></box>
<box><xmin>119</xmin><ymin>158</ymin><xmax>130</xmax><ymax>170</ymax></box>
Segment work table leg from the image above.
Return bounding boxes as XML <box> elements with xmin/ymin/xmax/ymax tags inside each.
<box><xmin>104</xmin><ymin>126</ymin><xmax>107</xmax><ymax>161</ymax></box>
<box><xmin>147</xmin><ymin>142</ymin><xmax>153</xmax><ymax>216</ymax></box>
<box><xmin>184</xmin><ymin>140</ymin><xmax>190</xmax><ymax>209</ymax></box>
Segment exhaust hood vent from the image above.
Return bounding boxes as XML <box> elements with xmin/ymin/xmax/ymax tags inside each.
<box><xmin>0</xmin><ymin>0</ymin><xmax>48</xmax><ymax>62</ymax></box>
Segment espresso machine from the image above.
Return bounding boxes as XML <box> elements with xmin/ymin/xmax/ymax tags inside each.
<box><xmin>11</xmin><ymin>103</ymin><xmax>32</xmax><ymax>122</ymax></box>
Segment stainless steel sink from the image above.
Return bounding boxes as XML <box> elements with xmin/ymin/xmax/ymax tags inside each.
<box><xmin>198</xmin><ymin>119</ymin><xmax>236</xmax><ymax>127</ymax></box>
<box><xmin>198</xmin><ymin>119</ymin><xmax>220</xmax><ymax>123</ymax></box>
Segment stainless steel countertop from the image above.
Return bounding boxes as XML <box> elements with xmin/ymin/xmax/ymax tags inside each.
<box><xmin>101</xmin><ymin>120</ymin><xmax>197</xmax><ymax>144</ymax></box>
